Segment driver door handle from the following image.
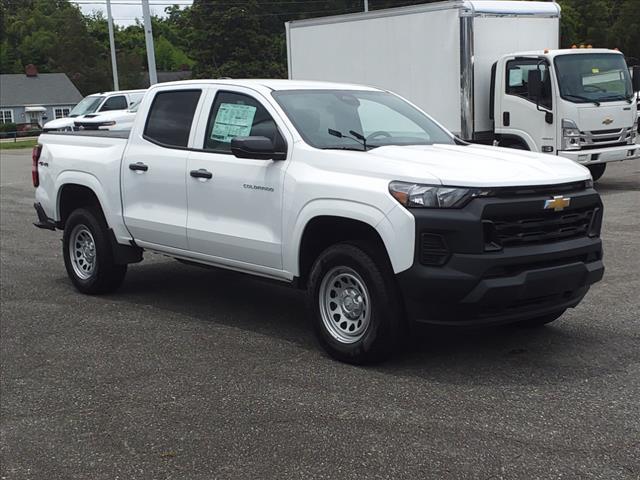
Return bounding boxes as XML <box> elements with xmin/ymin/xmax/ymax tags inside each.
<box><xmin>190</xmin><ymin>168</ymin><xmax>213</xmax><ymax>180</ymax></box>
<box><xmin>129</xmin><ymin>162</ymin><xmax>148</xmax><ymax>172</ymax></box>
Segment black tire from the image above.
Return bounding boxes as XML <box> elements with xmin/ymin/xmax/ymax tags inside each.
<box><xmin>62</xmin><ymin>208</ymin><xmax>127</xmax><ymax>294</ymax></box>
<box><xmin>517</xmin><ymin>309</ymin><xmax>566</xmax><ymax>328</ymax></box>
<box><xmin>587</xmin><ymin>163</ymin><xmax>606</xmax><ymax>181</ymax></box>
<box><xmin>307</xmin><ymin>243</ymin><xmax>403</xmax><ymax>364</ymax></box>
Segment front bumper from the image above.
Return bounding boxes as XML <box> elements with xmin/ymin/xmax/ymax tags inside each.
<box><xmin>396</xmin><ymin>186</ymin><xmax>604</xmax><ymax>327</ymax></box>
<box><xmin>559</xmin><ymin>143</ymin><xmax>639</xmax><ymax>165</ymax></box>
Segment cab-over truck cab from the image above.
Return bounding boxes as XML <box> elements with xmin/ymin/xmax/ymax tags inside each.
<box><xmin>33</xmin><ymin>80</ymin><xmax>604</xmax><ymax>363</ymax></box>
<box><xmin>493</xmin><ymin>48</ymin><xmax>639</xmax><ymax>180</ymax></box>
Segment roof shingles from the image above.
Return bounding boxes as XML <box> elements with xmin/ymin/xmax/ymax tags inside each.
<box><xmin>0</xmin><ymin>73</ymin><xmax>83</xmax><ymax>107</ymax></box>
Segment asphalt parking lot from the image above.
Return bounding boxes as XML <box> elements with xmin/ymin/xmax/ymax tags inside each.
<box><xmin>1</xmin><ymin>148</ymin><xmax>639</xmax><ymax>480</ymax></box>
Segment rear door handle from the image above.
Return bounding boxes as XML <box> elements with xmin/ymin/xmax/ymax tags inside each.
<box><xmin>190</xmin><ymin>169</ymin><xmax>213</xmax><ymax>180</ymax></box>
<box><xmin>129</xmin><ymin>162</ymin><xmax>148</xmax><ymax>172</ymax></box>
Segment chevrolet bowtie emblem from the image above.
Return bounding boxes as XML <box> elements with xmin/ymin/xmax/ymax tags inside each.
<box><xmin>544</xmin><ymin>195</ymin><xmax>571</xmax><ymax>211</ymax></box>
<box><xmin>602</xmin><ymin>118</ymin><xmax>613</xmax><ymax>125</ymax></box>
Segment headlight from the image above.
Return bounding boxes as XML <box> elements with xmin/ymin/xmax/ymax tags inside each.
<box><xmin>562</xmin><ymin>119</ymin><xmax>581</xmax><ymax>151</ymax></box>
<box><xmin>389</xmin><ymin>181</ymin><xmax>480</xmax><ymax>208</ymax></box>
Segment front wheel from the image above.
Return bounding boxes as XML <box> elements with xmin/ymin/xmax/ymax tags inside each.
<box><xmin>307</xmin><ymin>243</ymin><xmax>403</xmax><ymax>364</ymax></box>
<box><xmin>587</xmin><ymin>163</ymin><xmax>606</xmax><ymax>181</ymax></box>
<box><xmin>63</xmin><ymin>208</ymin><xmax>127</xmax><ymax>294</ymax></box>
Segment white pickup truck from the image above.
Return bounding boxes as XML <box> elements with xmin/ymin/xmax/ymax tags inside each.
<box><xmin>33</xmin><ymin>80</ymin><xmax>604</xmax><ymax>363</ymax></box>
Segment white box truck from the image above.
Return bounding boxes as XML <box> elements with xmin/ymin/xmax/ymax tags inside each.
<box><xmin>286</xmin><ymin>0</ymin><xmax>640</xmax><ymax>180</ymax></box>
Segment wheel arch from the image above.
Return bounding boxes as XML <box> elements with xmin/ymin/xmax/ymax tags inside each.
<box><xmin>287</xmin><ymin>200</ymin><xmax>415</xmax><ymax>286</ymax></box>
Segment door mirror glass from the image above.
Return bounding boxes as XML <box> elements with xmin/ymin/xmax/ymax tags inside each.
<box><xmin>231</xmin><ymin>136</ymin><xmax>286</xmax><ymax>161</ymax></box>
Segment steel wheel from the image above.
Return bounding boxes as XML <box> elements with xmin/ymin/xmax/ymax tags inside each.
<box><xmin>319</xmin><ymin>266</ymin><xmax>371</xmax><ymax>344</ymax></box>
<box><xmin>69</xmin><ymin>224</ymin><xmax>97</xmax><ymax>280</ymax></box>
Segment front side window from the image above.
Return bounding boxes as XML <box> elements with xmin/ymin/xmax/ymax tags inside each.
<box><xmin>272</xmin><ymin>90</ymin><xmax>453</xmax><ymax>150</ymax></box>
<box><xmin>100</xmin><ymin>95</ymin><xmax>128</xmax><ymax>112</ymax></box>
<box><xmin>204</xmin><ymin>91</ymin><xmax>283</xmax><ymax>153</ymax></box>
<box><xmin>505</xmin><ymin>59</ymin><xmax>552</xmax><ymax>109</ymax></box>
<box><xmin>54</xmin><ymin>107</ymin><xmax>70</xmax><ymax>119</ymax></box>
<box><xmin>69</xmin><ymin>96</ymin><xmax>104</xmax><ymax>117</ymax></box>
<box><xmin>144</xmin><ymin>90</ymin><xmax>202</xmax><ymax>148</ymax></box>
<box><xmin>0</xmin><ymin>109</ymin><xmax>13</xmax><ymax>124</ymax></box>
<box><xmin>554</xmin><ymin>53</ymin><xmax>633</xmax><ymax>104</ymax></box>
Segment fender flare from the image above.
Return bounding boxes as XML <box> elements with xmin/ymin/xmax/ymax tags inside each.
<box><xmin>55</xmin><ymin>171</ymin><xmax>131</xmax><ymax>241</ymax></box>
<box><xmin>285</xmin><ymin>199</ymin><xmax>415</xmax><ymax>276</ymax></box>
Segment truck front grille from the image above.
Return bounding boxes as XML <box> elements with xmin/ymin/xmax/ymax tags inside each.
<box><xmin>484</xmin><ymin>206</ymin><xmax>599</xmax><ymax>248</ymax></box>
<box><xmin>579</xmin><ymin>127</ymin><xmax>634</xmax><ymax>148</ymax></box>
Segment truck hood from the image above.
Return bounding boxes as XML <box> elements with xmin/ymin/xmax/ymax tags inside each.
<box><xmin>79</xmin><ymin>110</ymin><xmax>136</xmax><ymax>123</ymax></box>
<box><xmin>43</xmin><ymin>117</ymin><xmax>76</xmax><ymax>129</ymax></box>
<box><xmin>347</xmin><ymin>143</ymin><xmax>591</xmax><ymax>187</ymax></box>
<box><xmin>576</xmin><ymin>100</ymin><xmax>636</xmax><ymax>131</ymax></box>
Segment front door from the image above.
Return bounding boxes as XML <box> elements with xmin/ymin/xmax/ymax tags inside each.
<box><xmin>28</xmin><ymin>111</ymin><xmax>42</xmax><ymax>126</ymax></box>
<box><xmin>186</xmin><ymin>87</ymin><xmax>290</xmax><ymax>270</ymax></box>
<box><xmin>121</xmin><ymin>88</ymin><xmax>203</xmax><ymax>250</ymax></box>
<box><xmin>497</xmin><ymin>57</ymin><xmax>556</xmax><ymax>153</ymax></box>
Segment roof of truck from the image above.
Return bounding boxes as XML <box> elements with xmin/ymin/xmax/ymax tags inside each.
<box><xmin>287</xmin><ymin>1</ymin><xmax>559</xmax><ymax>29</ymax></box>
<box><xmin>149</xmin><ymin>79</ymin><xmax>383</xmax><ymax>92</ymax></box>
<box><xmin>507</xmin><ymin>48</ymin><xmax>623</xmax><ymax>59</ymax></box>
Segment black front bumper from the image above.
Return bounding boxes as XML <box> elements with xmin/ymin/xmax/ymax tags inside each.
<box><xmin>396</xmin><ymin>186</ymin><xmax>604</xmax><ymax>326</ymax></box>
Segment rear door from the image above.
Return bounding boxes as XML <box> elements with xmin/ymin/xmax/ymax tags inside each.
<box><xmin>186</xmin><ymin>86</ymin><xmax>291</xmax><ymax>270</ymax></box>
<box><xmin>121</xmin><ymin>88</ymin><xmax>203</xmax><ymax>250</ymax></box>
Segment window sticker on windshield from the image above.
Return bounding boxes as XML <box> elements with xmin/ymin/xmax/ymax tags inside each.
<box><xmin>592</xmin><ymin>68</ymin><xmax>600</xmax><ymax>74</ymax></box>
<box><xmin>509</xmin><ymin>69</ymin><xmax>523</xmax><ymax>87</ymax></box>
<box><xmin>210</xmin><ymin>103</ymin><xmax>257</xmax><ymax>143</ymax></box>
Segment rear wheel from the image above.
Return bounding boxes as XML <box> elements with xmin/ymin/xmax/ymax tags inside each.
<box><xmin>517</xmin><ymin>309</ymin><xmax>566</xmax><ymax>328</ymax></box>
<box><xmin>587</xmin><ymin>163</ymin><xmax>606</xmax><ymax>181</ymax></box>
<box><xmin>307</xmin><ymin>243</ymin><xmax>403</xmax><ymax>364</ymax></box>
<box><xmin>63</xmin><ymin>208</ymin><xmax>127</xmax><ymax>294</ymax></box>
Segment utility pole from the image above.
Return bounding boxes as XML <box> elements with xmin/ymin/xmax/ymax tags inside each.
<box><xmin>106</xmin><ymin>0</ymin><xmax>119</xmax><ymax>90</ymax></box>
<box><xmin>142</xmin><ymin>0</ymin><xmax>158</xmax><ymax>85</ymax></box>
<box><xmin>364</xmin><ymin>0</ymin><xmax>369</xmax><ymax>12</ymax></box>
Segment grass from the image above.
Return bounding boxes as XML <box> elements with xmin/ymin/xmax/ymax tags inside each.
<box><xmin>0</xmin><ymin>139</ymin><xmax>38</xmax><ymax>150</ymax></box>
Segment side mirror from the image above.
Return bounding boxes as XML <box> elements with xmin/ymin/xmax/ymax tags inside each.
<box><xmin>231</xmin><ymin>136</ymin><xmax>286</xmax><ymax>161</ymax></box>
<box><xmin>528</xmin><ymin>69</ymin><xmax>542</xmax><ymax>100</ymax></box>
<box><xmin>632</xmin><ymin>65</ymin><xmax>640</xmax><ymax>93</ymax></box>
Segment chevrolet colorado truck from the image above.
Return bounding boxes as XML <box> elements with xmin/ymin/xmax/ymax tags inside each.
<box><xmin>33</xmin><ymin>80</ymin><xmax>604</xmax><ymax>363</ymax></box>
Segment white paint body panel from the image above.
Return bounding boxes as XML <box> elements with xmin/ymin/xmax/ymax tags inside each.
<box><xmin>35</xmin><ymin>79</ymin><xmax>592</xmax><ymax>282</ymax></box>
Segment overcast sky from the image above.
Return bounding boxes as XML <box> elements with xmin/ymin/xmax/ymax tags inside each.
<box><xmin>75</xmin><ymin>1</ymin><xmax>193</xmax><ymax>26</ymax></box>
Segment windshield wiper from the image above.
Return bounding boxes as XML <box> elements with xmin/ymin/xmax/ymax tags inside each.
<box><xmin>564</xmin><ymin>94</ymin><xmax>600</xmax><ymax>106</ymax></box>
<box><xmin>597</xmin><ymin>94</ymin><xmax>633</xmax><ymax>104</ymax></box>
<box><xmin>321</xmin><ymin>146</ymin><xmax>369</xmax><ymax>152</ymax></box>
<box><xmin>328</xmin><ymin>128</ymin><xmax>369</xmax><ymax>151</ymax></box>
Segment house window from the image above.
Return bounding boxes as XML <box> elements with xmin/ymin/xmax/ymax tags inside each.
<box><xmin>54</xmin><ymin>107</ymin><xmax>71</xmax><ymax>119</ymax></box>
<box><xmin>0</xmin><ymin>109</ymin><xmax>13</xmax><ymax>124</ymax></box>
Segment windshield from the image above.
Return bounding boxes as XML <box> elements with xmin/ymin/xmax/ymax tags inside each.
<box><xmin>272</xmin><ymin>90</ymin><xmax>454</xmax><ymax>150</ymax></box>
<box><xmin>554</xmin><ymin>53</ymin><xmax>632</xmax><ymax>104</ymax></box>
<box><xmin>69</xmin><ymin>96</ymin><xmax>105</xmax><ymax>117</ymax></box>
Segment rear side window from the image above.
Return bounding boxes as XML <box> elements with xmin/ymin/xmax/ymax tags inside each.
<box><xmin>144</xmin><ymin>90</ymin><xmax>201</xmax><ymax>148</ymax></box>
<box><xmin>100</xmin><ymin>95</ymin><xmax>128</xmax><ymax>111</ymax></box>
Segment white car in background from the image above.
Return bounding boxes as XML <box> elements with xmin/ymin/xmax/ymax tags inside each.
<box><xmin>74</xmin><ymin>100</ymin><xmax>140</xmax><ymax>131</ymax></box>
<box><xmin>43</xmin><ymin>89</ymin><xmax>145</xmax><ymax>132</ymax></box>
